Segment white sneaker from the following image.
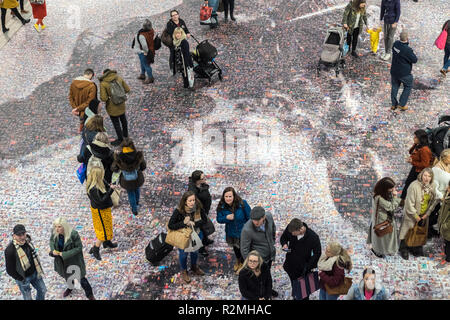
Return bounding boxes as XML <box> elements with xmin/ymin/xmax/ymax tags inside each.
<box><xmin>380</xmin><ymin>53</ymin><xmax>386</xmax><ymax>60</ymax></box>
<box><xmin>382</xmin><ymin>53</ymin><xmax>391</xmax><ymax>61</ymax></box>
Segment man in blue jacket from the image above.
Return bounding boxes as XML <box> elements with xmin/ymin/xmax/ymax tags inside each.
<box><xmin>380</xmin><ymin>0</ymin><xmax>401</xmax><ymax>61</ymax></box>
<box><xmin>390</xmin><ymin>31</ymin><xmax>417</xmax><ymax>111</ymax></box>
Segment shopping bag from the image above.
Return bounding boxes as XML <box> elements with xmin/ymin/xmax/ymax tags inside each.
<box><xmin>200</xmin><ymin>5</ymin><xmax>213</xmax><ymax>22</ymax></box>
<box><xmin>184</xmin><ymin>227</ymin><xmax>203</xmax><ymax>252</ymax></box>
<box><xmin>292</xmin><ymin>271</ymin><xmax>320</xmax><ymax>300</ymax></box>
<box><xmin>76</xmin><ymin>163</ymin><xmax>87</xmax><ymax>184</ymax></box>
<box><xmin>405</xmin><ymin>221</ymin><xmax>428</xmax><ymax>247</ymax></box>
<box><xmin>187</xmin><ymin>67</ymin><xmax>194</xmax><ymax>88</ymax></box>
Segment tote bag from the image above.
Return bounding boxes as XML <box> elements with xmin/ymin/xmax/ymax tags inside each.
<box><xmin>165</xmin><ymin>225</ymin><xmax>192</xmax><ymax>249</ymax></box>
<box><xmin>435</xmin><ymin>25</ymin><xmax>448</xmax><ymax>50</ymax></box>
<box><xmin>293</xmin><ymin>271</ymin><xmax>320</xmax><ymax>300</ymax></box>
<box><xmin>184</xmin><ymin>227</ymin><xmax>203</xmax><ymax>252</ymax></box>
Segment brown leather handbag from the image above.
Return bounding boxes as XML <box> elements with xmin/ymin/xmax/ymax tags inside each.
<box><xmin>324</xmin><ymin>277</ymin><xmax>353</xmax><ymax>295</ymax></box>
<box><xmin>373</xmin><ymin>198</ymin><xmax>393</xmax><ymax>237</ymax></box>
<box><xmin>165</xmin><ymin>224</ymin><xmax>192</xmax><ymax>249</ymax></box>
<box><xmin>405</xmin><ymin>220</ymin><xmax>428</xmax><ymax>247</ymax></box>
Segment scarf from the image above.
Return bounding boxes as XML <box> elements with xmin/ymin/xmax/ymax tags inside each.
<box><xmin>420</xmin><ymin>182</ymin><xmax>433</xmax><ymax>195</ymax></box>
<box><xmin>173</xmin><ymin>33</ymin><xmax>186</xmax><ymax>48</ymax></box>
<box><xmin>13</xmin><ymin>238</ymin><xmax>44</xmax><ymax>278</ymax></box>
<box><xmin>317</xmin><ymin>253</ymin><xmax>339</xmax><ymax>272</ymax></box>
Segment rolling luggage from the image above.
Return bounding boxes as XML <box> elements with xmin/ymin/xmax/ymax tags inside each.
<box><xmin>145</xmin><ymin>232</ymin><xmax>173</xmax><ymax>266</ymax></box>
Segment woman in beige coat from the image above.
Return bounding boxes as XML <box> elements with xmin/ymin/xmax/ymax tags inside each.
<box><xmin>399</xmin><ymin>168</ymin><xmax>436</xmax><ymax>260</ymax></box>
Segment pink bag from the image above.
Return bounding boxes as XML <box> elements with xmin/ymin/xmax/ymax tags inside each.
<box><xmin>435</xmin><ymin>25</ymin><xmax>448</xmax><ymax>50</ymax></box>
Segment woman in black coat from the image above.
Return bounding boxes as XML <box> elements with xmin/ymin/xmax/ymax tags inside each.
<box><xmin>79</xmin><ymin>132</ymin><xmax>114</xmax><ymax>185</ymax></box>
<box><xmin>172</xmin><ymin>27</ymin><xmax>194</xmax><ymax>89</ymax></box>
<box><xmin>238</xmin><ymin>250</ymin><xmax>272</xmax><ymax>300</ymax></box>
<box><xmin>111</xmin><ymin>138</ymin><xmax>146</xmax><ymax>216</ymax></box>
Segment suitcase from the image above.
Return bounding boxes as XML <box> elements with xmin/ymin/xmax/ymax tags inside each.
<box><xmin>196</xmin><ymin>40</ymin><xmax>217</xmax><ymax>61</ymax></box>
<box><xmin>145</xmin><ymin>233</ymin><xmax>173</xmax><ymax>266</ymax></box>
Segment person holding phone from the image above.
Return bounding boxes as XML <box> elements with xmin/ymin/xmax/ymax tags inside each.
<box><xmin>367</xmin><ymin>177</ymin><xmax>401</xmax><ymax>258</ymax></box>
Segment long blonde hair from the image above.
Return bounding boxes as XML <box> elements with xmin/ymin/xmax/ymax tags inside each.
<box><xmin>327</xmin><ymin>242</ymin><xmax>353</xmax><ymax>271</ymax></box>
<box><xmin>86</xmin><ymin>166</ymin><xmax>106</xmax><ymax>193</ymax></box>
<box><xmin>238</xmin><ymin>250</ymin><xmax>263</xmax><ymax>275</ymax></box>
<box><xmin>433</xmin><ymin>149</ymin><xmax>450</xmax><ymax>173</ymax></box>
<box><xmin>52</xmin><ymin>217</ymin><xmax>73</xmax><ymax>244</ymax></box>
<box><xmin>172</xmin><ymin>27</ymin><xmax>186</xmax><ymax>47</ymax></box>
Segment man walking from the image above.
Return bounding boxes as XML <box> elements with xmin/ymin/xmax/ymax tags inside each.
<box><xmin>240</xmin><ymin>206</ymin><xmax>278</xmax><ymax>297</ymax></box>
<box><xmin>4</xmin><ymin>224</ymin><xmax>46</xmax><ymax>300</ymax></box>
<box><xmin>390</xmin><ymin>31</ymin><xmax>417</xmax><ymax>111</ymax></box>
<box><xmin>132</xmin><ymin>19</ymin><xmax>156</xmax><ymax>84</ymax></box>
<box><xmin>69</xmin><ymin>68</ymin><xmax>98</xmax><ymax>133</ymax></box>
<box><xmin>280</xmin><ymin>218</ymin><xmax>321</xmax><ymax>300</ymax></box>
<box><xmin>380</xmin><ymin>0</ymin><xmax>400</xmax><ymax>61</ymax></box>
<box><xmin>99</xmin><ymin>69</ymin><xmax>130</xmax><ymax>146</ymax></box>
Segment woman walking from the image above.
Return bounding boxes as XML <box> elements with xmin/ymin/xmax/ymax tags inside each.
<box><xmin>440</xmin><ymin>19</ymin><xmax>450</xmax><ymax>76</ymax></box>
<box><xmin>168</xmin><ymin>191</ymin><xmax>207</xmax><ymax>284</ymax></box>
<box><xmin>49</xmin><ymin>217</ymin><xmax>95</xmax><ymax>300</ymax></box>
<box><xmin>86</xmin><ymin>166</ymin><xmax>119</xmax><ymax>260</ymax></box>
<box><xmin>342</xmin><ymin>0</ymin><xmax>368</xmax><ymax>58</ymax></box>
<box><xmin>399</xmin><ymin>168</ymin><xmax>436</xmax><ymax>260</ymax></box>
<box><xmin>1</xmin><ymin>0</ymin><xmax>30</xmax><ymax>33</ymax></box>
<box><xmin>111</xmin><ymin>138</ymin><xmax>146</xmax><ymax>216</ymax></box>
<box><xmin>238</xmin><ymin>250</ymin><xmax>272</xmax><ymax>300</ymax></box>
<box><xmin>30</xmin><ymin>0</ymin><xmax>46</xmax><ymax>32</ymax></box>
<box><xmin>172</xmin><ymin>27</ymin><xmax>194</xmax><ymax>89</ymax></box>
<box><xmin>318</xmin><ymin>242</ymin><xmax>353</xmax><ymax>300</ymax></box>
<box><xmin>367</xmin><ymin>177</ymin><xmax>400</xmax><ymax>258</ymax></box>
<box><xmin>216</xmin><ymin>187</ymin><xmax>251</xmax><ymax>273</ymax></box>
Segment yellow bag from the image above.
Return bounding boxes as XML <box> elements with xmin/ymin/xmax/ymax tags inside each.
<box><xmin>165</xmin><ymin>226</ymin><xmax>193</xmax><ymax>249</ymax></box>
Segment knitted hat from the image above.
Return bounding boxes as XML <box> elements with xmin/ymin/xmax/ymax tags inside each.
<box><xmin>250</xmin><ymin>206</ymin><xmax>266</xmax><ymax>220</ymax></box>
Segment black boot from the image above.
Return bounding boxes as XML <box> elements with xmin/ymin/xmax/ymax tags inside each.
<box><xmin>103</xmin><ymin>240</ymin><xmax>118</xmax><ymax>248</ymax></box>
<box><xmin>199</xmin><ymin>247</ymin><xmax>209</xmax><ymax>257</ymax></box>
<box><xmin>224</xmin><ymin>9</ymin><xmax>228</xmax><ymax>21</ymax></box>
<box><xmin>89</xmin><ymin>246</ymin><xmax>101</xmax><ymax>260</ymax></box>
<box><xmin>399</xmin><ymin>240</ymin><xmax>409</xmax><ymax>260</ymax></box>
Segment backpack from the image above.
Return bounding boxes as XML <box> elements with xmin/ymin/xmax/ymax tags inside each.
<box><xmin>122</xmin><ymin>169</ymin><xmax>138</xmax><ymax>181</ymax></box>
<box><xmin>86</xmin><ymin>145</ymin><xmax>104</xmax><ymax>176</ymax></box>
<box><xmin>109</xmin><ymin>79</ymin><xmax>127</xmax><ymax>105</ymax></box>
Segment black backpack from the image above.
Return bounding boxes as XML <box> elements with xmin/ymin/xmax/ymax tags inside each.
<box><xmin>426</xmin><ymin>115</ymin><xmax>450</xmax><ymax>158</ymax></box>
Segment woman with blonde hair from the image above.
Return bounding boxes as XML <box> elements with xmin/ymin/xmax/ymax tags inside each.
<box><xmin>49</xmin><ymin>217</ymin><xmax>95</xmax><ymax>299</ymax></box>
<box><xmin>318</xmin><ymin>242</ymin><xmax>352</xmax><ymax>300</ymax></box>
<box><xmin>238</xmin><ymin>250</ymin><xmax>272</xmax><ymax>300</ymax></box>
<box><xmin>398</xmin><ymin>167</ymin><xmax>436</xmax><ymax>259</ymax></box>
<box><xmin>172</xmin><ymin>27</ymin><xmax>194</xmax><ymax>88</ymax></box>
<box><xmin>429</xmin><ymin>149</ymin><xmax>450</xmax><ymax>236</ymax></box>
<box><xmin>86</xmin><ymin>165</ymin><xmax>119</xmax><ymax>260</ymax></box>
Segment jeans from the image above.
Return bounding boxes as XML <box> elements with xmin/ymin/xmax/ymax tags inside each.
<box><xmin>178</xmin><ymin>231</ymin><xmax>203</xmax><ymax>270</ymax></box>
<box><xmin>391</xmin><ymin>74</ymin><xmax>413</xmax><ymax>107</ymax></box>
<box><xmin>15</xmin><ymin>271</ymin><xmax>47</xmax><ymax>300</ymax></box>
<box><xmin>127</xmin><ymin>188</ymin><xmax>140</xmax><ymax>213</ymax></box>
<box><xmin>1</xmin><ymin>7</ymin><xmax>26</xmax><ymax>31</ymax></box>
<box><xmin>109</xmin><ymin>113</ymin><xmax>128</xmax><ymax>141</ymax></box>
<box><xmin>319</xmin><ymin>288</ymin><xmax>339</xmax><ymax>300</ymax></box>
<box><xmin>208</xmin><ymin>0</ymin><xmax>219</xmax><ymax>14</ymax></box>
<box><xmin>138</xmin><ymin>53</ymin><xmax>153</xmax><ymax>78</ymax></box>
<box><xmin>346</xmin><ymin>27</ymin><xmax>360</xmax><ymax>52</ymax></box>
<box><xmin>444</xmin><ymin>43</ymin><xmax>450</xmax><ymax>71</ymax></box>
<box><xmin>383</xmin><ymin>22</ymin><xmax>397</xmax><ymax>55</ymax></box>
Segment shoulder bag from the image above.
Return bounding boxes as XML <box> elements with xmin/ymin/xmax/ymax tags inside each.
<box><xmin>324</xmin><ymin>277</ymin><xmax>353</xmax><ymax>295</ymax></box>
<box><xmin>165</xmin><ymin>224</ymin><xmax>193</xmax><ymax>249</ymax></box>
<box><xmin>373</xmin><ymin>197</ymin><xmax>393</xmax><ymax>237</ymax></box>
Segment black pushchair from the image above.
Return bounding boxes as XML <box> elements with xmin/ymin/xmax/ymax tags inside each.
<box><xmin>190</xmin><ymin>35</ymin><xmax>223</xmax><ymax>84</ymax></box>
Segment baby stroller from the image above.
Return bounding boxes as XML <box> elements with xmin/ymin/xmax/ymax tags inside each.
<box><xmin>190</xmin><ymin>35</ymin><xmax>223</xmax><ymax>84</ymax></box>
<box><xmin>317</xmin><ymin>25</ymin><xmax>348</xmax><ymax>76</ymax></box>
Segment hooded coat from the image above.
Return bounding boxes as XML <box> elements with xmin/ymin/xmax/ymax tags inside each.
<box><xmin>188</xmin><ymin>177</ymin><xmax>212</xmax><ymax>215</ymax></box>
<box><xmin>69</xmin><ymin>76</ymin><xmax>97</xmax><ymax>118</ymax></box>
<box><xmin>49</xmin><ymin>230</ymin><xmax>86</xmax><ymax>280</ymax></box>
<box><xmin>280</xmin><ymin>223</ymin><xmax>322</xmax><ymax>280</ymax></box>
<box><xmin>240</xmin><ymin>213</ymin><xmax>276</xmax><ymax>263</ymax></box>
<box><xmin>99</xmin><ymin>70</ymin><xmax>130</xmax><ymax>117</ymax></box>
<box><xmin>111</xmin><ymin>150</ymin><xmax>146</xmax><ymax>190</ymax></box>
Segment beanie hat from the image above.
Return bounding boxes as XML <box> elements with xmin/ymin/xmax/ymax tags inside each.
<box><xmin>250</xmin><ymin>206</ymin><xmax>266</xmax><ymax>220</ymax></box>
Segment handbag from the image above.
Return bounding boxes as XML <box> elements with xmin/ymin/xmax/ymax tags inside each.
<box><xmin>324</xmin><ymin>277</ymin><xmax>353</xmax><ymax>295</ymax></box>
<box><xmin>293</xmin><ymin>271</ymin><xmax>320</xmax><ymax>300</ymax></box>
<box><xmin>184</xmin><ymin>227</ymin><xmax>203</xmax><ymax>252</ymax></box>
<box><xmin>202</xmin><ymin>218</ymin><xmax>215</xmax><ymax>236</ymax></box>
<box><xmin>154</xmin><ymin>35</ymin><xmax>162</xmax><ymax>51</ymax></box>
<box><xmin>435</xmin><ymin>24</ymin><xmax>448</xmax><ymax>50</ymax></box>
<box><xmin>76</xmin><ymin>163</ymin><xmax>87</xmax><ymax>184</ymax></box>
<box><xmin>200</xmin><ymin>4</ymin><xmax>213</xmax><ymax>24</ymax></box>
<box><xmin>111</xmin><ymin>188</ymin><xmax>120</xmax><ymax>208</ymax></box>
<box><xmin>405</xmin><ymin>220</ymin><xmax>428</xmax><ymax>247</ymax></box>
<box><xmin>165</xmin><ymin>225</ymin><xmax>193</xmax><ymax>249</ymax></box>
<box><xmin>373</xmin><ymin>198</ymin><xmax>393</xmax><ymax>237</ymax></box>
<box><xmin>161</xmin><ymin>29</ymin><xmax>173</xmax><ymax>48</ymax></box>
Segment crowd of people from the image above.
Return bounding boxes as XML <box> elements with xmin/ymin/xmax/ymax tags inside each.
<box><xmin>3</xmin><ymin>0</ymin><xmax>450</xmax><ymax>301</ymax></box>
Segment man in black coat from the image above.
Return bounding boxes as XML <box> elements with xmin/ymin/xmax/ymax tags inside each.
<box><xmin>390</xmin><ymin>31</ymin><xmax>417</xmax><ymax>111</ymax></box>
<box><xmin>280</xmin><ymin>218</ymin><xmax>321</xmax><ymax>300</ymax></box>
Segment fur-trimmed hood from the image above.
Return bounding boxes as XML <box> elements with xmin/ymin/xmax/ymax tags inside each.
<box><xmin>113</xmin><ymin>150</ymin><xmax>144</xmax><ymax>171</ymax></box>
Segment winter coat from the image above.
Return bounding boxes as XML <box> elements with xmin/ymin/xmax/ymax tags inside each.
<box><xmin>166</xmin><ymin>18</ymin><xmax>190</xmax><ymax>40</ymax></box>
<box><xmin>173</xmin><ymin>39</ymin><xmax>193</xmax><ymax>78</ymax></box>
<box><xmin>99</xmin><ymin>70</ymin><xmax>130</xmax><ymax>117</ymax></box>
<box><xmin>69</xmin><ymin>77</ymin><xmax>98</xmax><ymax>118</ymax></box>
<box><xmin>216</xmin><ymin>200</ymin><xmax>251</xmax><ymax>239</ymax></box>
<box><xmin>188</xmin><ymin>177</ymin><xmax>212</xmax><ymax>215</ymax></box>
<box><xmin>280</xmin><ymin>223</ymin><xmax>322</xmax><ymax>280</ymax></box>
<box><xmin>438</xmin><ymin>194</ymin><xmax>450</xmax><ymax>241</ymax></box>
<box><xmin>88</xmin><ymin>186</ymin><xmax>114</xmax><ymax>210</ymax></box>
<box><xmin>319</xmin><ymin>261</ymin><xmax>345</xmax><ymax>290</ymax></box>
<box><xmin>31</xmin><ymin>1</ymin><xmax>47</xmax><ymax>19</ymax></box>
<box><xmin>342</xmin><ymin>2</ymin><xmax>368</xmax><ymax>32</ymax></box>
<box><xmin>409</xmin><ymin>145</ymin><xmax>433</xmax><ymax>173</ymax></box>
<box><xmin>366</xmin><ymin>195</ymin><xmax>400</xmax><ymax>255</ymax></box>
<box><xmin>0</xmin><ymin>0</ymin><xmax>18</xmax><ymax>9</ymax></box>
<box><xmin>345</xmin><ymin>280</ymin><xmax>389</xmax><ymax>300</ymax></box>
<box><xmin>79</xmin><ymin>140</ymin><xmax>114</xmax><ymax>184</ymax></box>
<box><xmin>49</xmin><ymin>230</ymin><xmax>86</xmax><ymax>280</ymax></box>
<box><xmin>399</xmin><ymin>180</ymin><xmax>436</xmax><ymax>240</ymax></box>
<box><xmin>238</xmin><ymin>262</ymin><xmax>272</xmax><ymax>300</ymax></box>
<box><xmin>4</xmin><ymin>236</ymin><xmax>38</xmax><ymax>281</ymax></box>
<box><xmin>380</xmin><ymin>0</ymin><xmax>400</xmax><ymax>25</ymax></box>
<box><xmin>432</xmin><ymin>167</ymin><xmax>450</xmax><ymax>200</ymax></box>
<box><xmin>240</xmin><ymin>213</ymin><xmax>276</xmax><ymax>263</ymax></box>
<box><xmin>168</xmin><ymin>208</ymin><xmax>207</xmax><ymax>235</ymax></box>
<box><xmin>390</xmin><ymin>41</ymin><xmax>418</xmax><ymax>79</ymax></box>
<box><xmin>111</xmin><ymin>150</ymin><xmax>146</xmax><ymax>190</ymax></box>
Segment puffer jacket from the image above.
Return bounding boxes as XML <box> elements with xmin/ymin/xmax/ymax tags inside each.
<box><xmin>111</xmin><ymin>150</ymin><xmax>146</xmax><ymax>190</ymax></box>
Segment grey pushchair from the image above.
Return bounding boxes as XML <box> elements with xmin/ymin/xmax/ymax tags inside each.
<box><xmin>317</xmin><ymin>25</ymin><xmax>348</xmax><ymax>76</ymax></box>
